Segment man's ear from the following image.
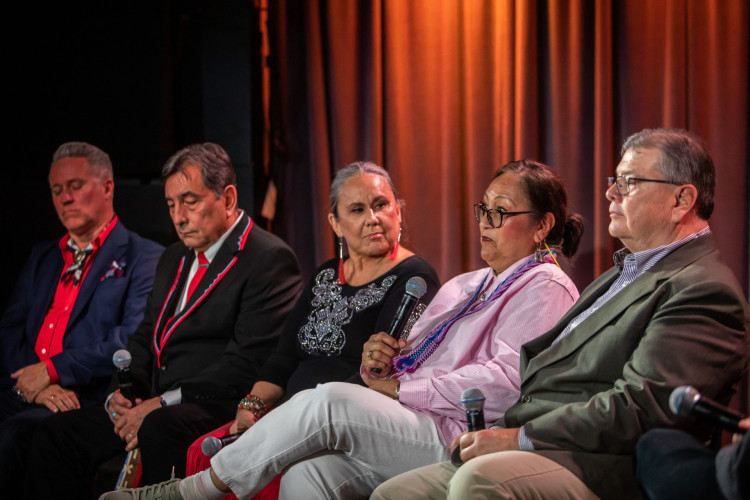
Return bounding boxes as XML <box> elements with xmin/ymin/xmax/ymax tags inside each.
<box><xmin>672</xmin><ymin>184</ymin><xmax>698</xmax><ymax>222</ymax></box>
<box><xmin>223</xmin><ymin>185</ymin><xmax>238</xmax><ymax>215</ymax></box>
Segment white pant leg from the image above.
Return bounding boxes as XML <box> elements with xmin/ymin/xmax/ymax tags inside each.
<box><xmin>279</xmin><ymin>451</ymin><xmax>377</xmax><ymax>500</ymax></box>
<box><xmin>211</xmin><ymin>382</ymin><xmax>450</xmax><ymax>499</ymax></box>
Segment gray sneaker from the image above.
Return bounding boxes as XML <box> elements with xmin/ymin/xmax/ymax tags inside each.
<box><xmin>98</xmin><ymin>478</ymin><xmax>183</xmax><ymax>500</ymax></box>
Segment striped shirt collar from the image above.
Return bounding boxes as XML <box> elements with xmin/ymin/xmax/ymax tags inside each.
<box><xmin>613</xmin><ymin>225</ymin><xmax>711</xmax><ymax>273</ymax></box>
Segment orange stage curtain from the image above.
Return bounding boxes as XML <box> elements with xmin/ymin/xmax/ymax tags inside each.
<box><xmin>268</xmin><ymin>0</ymin><xmax>749</xmax><ymax>408</ymax></box>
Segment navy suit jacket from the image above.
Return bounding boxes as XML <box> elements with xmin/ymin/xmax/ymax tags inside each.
<box><xmin>0</xmin><ymin>220</ymin><xmax>163</xmax><ymax>405</ymax></box>
<box><xmin>120</xmin><ymin>213</ymin><xmax>304</xmax><ymax>405</ymax></box>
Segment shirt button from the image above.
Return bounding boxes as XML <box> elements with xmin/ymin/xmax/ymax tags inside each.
<box><xmin>64</xmin><ymin>306</ymin><xmax>69</xmax><ymax>311</ymax></box>
<box><xmin>41</xmin><ymin>348</ymin><xmax>47</xmax><ymax>354</ymax></box>
<box><xmin>521</xmin><ymin>395</ymin><xmax>532</xmax><ymax>403</ymax></box>
<box><xmin>49</xmin><ymin>324</ymin><xmax>54</xmax><ymax>329</ymax></box>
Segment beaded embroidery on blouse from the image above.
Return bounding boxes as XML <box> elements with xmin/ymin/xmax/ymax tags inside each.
<box><xmin>298</xmin><ymin>268</ymin><xmax>397</xmax><ymax>355</ymax></box>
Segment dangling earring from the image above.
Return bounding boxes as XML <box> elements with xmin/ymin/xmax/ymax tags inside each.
<box><xmin>388</xmin><ymin>226</ymin><xmax>402</xmax><ymax>261</ymax></box>
<box><xmin>534</xmin><ymin>241</ymin><xmax>545</xmax><ymax>263</ymax></box>
<box><xmin>337</xmin><ymin>237</ymin><xmax>346</xmax><ymax>285</ymax></box>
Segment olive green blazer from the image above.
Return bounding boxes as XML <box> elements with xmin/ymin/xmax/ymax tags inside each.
<box><xmin>501</xmin><ymin>234</ymin><xmax>749</xmax><ymax>499</ymax></box>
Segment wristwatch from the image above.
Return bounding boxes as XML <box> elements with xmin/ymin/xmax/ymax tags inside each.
<box><xmin>394</xmin><ymin>382</ymin><xmax>401</xmax><ymax>401</ymax></box>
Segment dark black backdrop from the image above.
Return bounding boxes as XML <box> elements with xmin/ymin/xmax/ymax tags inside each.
<box><xmin>2</xmin><ymin>0</ymin><xmax>265</xmax><ymax>312</ymax></box>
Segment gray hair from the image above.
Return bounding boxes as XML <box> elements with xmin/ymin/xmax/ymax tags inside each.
<box><xmin>329</xmin><ymin>161</ymin><xmax>399</xmax><ymax>217</ymax></box>
<box><xmin>622</xmin><ymin>128</ymin><xmax>715</xmax><ymax>220</ymax></box>
<box><xmin>51</xmin><ymin>142</ymin><xmax>113</xmax><ymax>180</ymax></box>
<box><xmin>161</xmin><ymin>143</ymin><xmax>236</xmax><ymax>198</ymax></box>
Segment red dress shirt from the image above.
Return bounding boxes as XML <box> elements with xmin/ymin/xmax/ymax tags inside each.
<box><xmin>34</xmin><ymin>216</ymin><xmax>118</xmax><ymax>383</ymax></box>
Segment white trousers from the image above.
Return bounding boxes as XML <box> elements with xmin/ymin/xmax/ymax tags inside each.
<box><xmin>211</xmin><ymin>382</ymin><xmax>450</xmax><ymax>499</ymax></box>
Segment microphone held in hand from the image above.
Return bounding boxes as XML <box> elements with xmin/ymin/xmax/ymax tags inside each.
<box><xmin>669</xmin><ymin>385</ymin><xmax>746</xmax><ymax>434</ymax></box>
<box><xmin>371</xmin><ymin>277</ymin><xmax>428</xmax><ymax>374</ymax></box>
<box><xmin>462</xmin><ymin>388</ymin><xmax>486</xmax><ymax>432</ymax></box>
<box><xmin>451</xmin><ymin>388</ymin><xmax>486</xmax><ymax>466</ymax></box>
<box><xmin>201</xmin><ymin>432</ymin><xmax>244</xmax><ymax>457</ymax></box>
<box><xmin>112</xmin><ymin>349</ymin><xmax>136</xmax><ymax>405</ymax></box>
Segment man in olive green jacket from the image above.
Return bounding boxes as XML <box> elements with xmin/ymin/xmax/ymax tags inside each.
<box><xmin>372</xmin><ymin>128</ymin><xmax>749</xmax><ymax>500</ymax></box>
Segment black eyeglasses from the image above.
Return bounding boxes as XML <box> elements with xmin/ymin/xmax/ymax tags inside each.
<box><xmin>607</xmin><ymin>175</ymin><xmax>681</xmax><ymax>196</ymax></box>
<box><xmin>473</xmin><ymin>203</ymin><xmax>536</xmax><ymax>228</ymax></box>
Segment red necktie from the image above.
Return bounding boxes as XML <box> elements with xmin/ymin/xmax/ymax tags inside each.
<box><xmin>186</xmin><ymin>252</ymin><xmax>209</xmax><ymax>300</ymax></box>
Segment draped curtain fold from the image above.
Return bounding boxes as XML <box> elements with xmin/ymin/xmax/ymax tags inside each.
<box><xmin>268</xmin><ymin>0</ymin><xmax>749</xmax><ymax>409</ymax></box>
<box><xmin>269</xmin><ymin>0</ymin><xmax>748</xmax><ymax>299</ymax></box>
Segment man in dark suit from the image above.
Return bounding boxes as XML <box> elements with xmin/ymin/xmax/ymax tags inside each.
<box><xmin>371</xmin><ymin>128</ymin><xmax>749</xmax><ymax>500</ymax></box>
<box><xmin>0</xmin><ymin>142</ymin><xmax>163</xmax><ymax>493</ymax></box>
<box><xmin>26</xmin><ymin>143</ymin><xmax>303</xmax><ymax>498</ymax></box>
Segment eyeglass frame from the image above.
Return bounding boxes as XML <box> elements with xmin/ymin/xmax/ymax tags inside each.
<box><xmin>606</xmin><ymin>175</ymin><xmax>682</xmax><ymax>196</ymax></box>
<box><xmin>473</xmin><ymin>203</ymin><xmax>539</xmax><ymax>229</ymax></box>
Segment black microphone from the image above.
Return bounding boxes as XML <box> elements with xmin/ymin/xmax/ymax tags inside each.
<box><xmin>462</xmin><ymin>388</ymin><xmax>486</xmax><ymax>431</ymax></box>
<box><xmin>669</xmin><ymin>385</ymin><xmax>746</xmax><ymax>434</ymax></box>
<box><xmin>112</xmin><ymin>349</ymin><xmax>136</xmax><ymax>405</ymax></box>
<box><xmin>451</xmin><ymin>388</ymin><xmax>486</xmax><ymax>466</ymax></box>
<box><xmin>201</xmin><ymin>432</ymin><xmax>243</xmax><ymax>457</ymax></box>
<box><xmin>371</xmin><ymin>277</ymin><xmax>428</xmax><ymax>374</ymax></box>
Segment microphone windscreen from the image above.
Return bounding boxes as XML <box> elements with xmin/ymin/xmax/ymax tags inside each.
<box><xmin>669</xmin><ymin>385</ymin><xmax>699</xmax><ymax>416</ymax></box>
<box><xmin>201</xmin><ymin>436</ymin><xmax>222</xmax><ymax>457</ymax></box>
<box><xmin>461</xmin><ymin>388</ymin><xmax>486</xmax><ymax>411</ymax></box>
<box><xmin>112</xmin><ymin>349</ymin><xmax>132</xmax><ymax>370</ymax></box>
<box><xmin>405</xmin><ymin>277</ymin><xmax>428</xmax><ymax>299</ymax></box>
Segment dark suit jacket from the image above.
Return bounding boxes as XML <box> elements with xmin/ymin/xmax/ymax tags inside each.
<box><xmin>0</xmin><ymin>220</ymin><xmax>163</xmax><ymax>405</ymax></box>
<box><xmin>501</xmin><ymin>234</ymin><xmax>749</xmax><ymax>499</ymax></box>
<box><xmin>121</xmin><ymin>213</ymin><xmax>303</xmax><ymax>405</ymax></box>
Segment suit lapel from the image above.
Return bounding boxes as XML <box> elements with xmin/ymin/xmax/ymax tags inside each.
<box><xmin>521</xmin><ymin>234</ymin><xmax>717</xmax><ymax>382</ymax></box>
<box><xmin>67</xmin><ymin>222</ymin><xmax>129</xmax><ymax>328</ymax></box>
<box><xmin>154</xmin><ymin>214</ymin><xmax>253</xmax><ymax>362</ymax></box>
<box><xmin>27</xmin><ymin>248</ymin><xmax>65</xmax><ymax>342</ymax></box>
<box><xmin>178</xmin><ymin>214</ymin><xmax>253</xmax><ymax>314</ymax></box>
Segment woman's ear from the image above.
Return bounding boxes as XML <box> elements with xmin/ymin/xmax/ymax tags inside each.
<box><xmin>534</xmin><ymin>212</ymin><xmax>555</xmax><ymax>243</ymax></box>
<box><xmin>328</xmin><ymin>212</ymin><xmax>342</xmax><ymax>237</ymax></box>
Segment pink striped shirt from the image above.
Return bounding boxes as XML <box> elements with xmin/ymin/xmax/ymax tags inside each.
<box><xmin>387</xmin><ymin>256</ymin><xmax>578</xmax><ymax>446</ymax></box>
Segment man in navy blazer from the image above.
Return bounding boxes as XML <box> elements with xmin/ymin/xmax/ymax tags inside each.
<box><xmin>27</xmin><ymin>143</ymin><xmax>303</xmax><ymax>497</ymax></box>
<box><xmin>0</xmin><ymin>142</ymin><xmax>163</xmax><ymax>491</ymax></box>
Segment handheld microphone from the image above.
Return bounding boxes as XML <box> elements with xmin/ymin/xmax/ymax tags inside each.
<box><xmin>451</xmin><ymin>388</ymin><xmax>486</xmax><ymax>466</ymax></box>
<box><xmin>112</xmin><ymin>349</ymin><xmax>136</xmax><ymax>405</ymax></box>
<box><xmin>371</xmin><ymin>277</ymin><xmax>428</xmax><ymax>374</ymax></box>
<box><xmin>201</xmin><ymin>432</ymin><xmax>243</xmax><ymax>457</ymax></box>
<box><xmin>669</xmin><ymin>385</ymin><xmax>746</xmax><ymax>434</ymax></box>
<box><xmin>462</xmin><ymin>388</ymin><xmax>486</xmax><ymax>431</ymax></box>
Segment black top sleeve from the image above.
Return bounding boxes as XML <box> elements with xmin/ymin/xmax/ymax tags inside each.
<box><xmin>259</xmin><ymin>255</ymin><xmax>440</xmax><ymax>400</ymax></box>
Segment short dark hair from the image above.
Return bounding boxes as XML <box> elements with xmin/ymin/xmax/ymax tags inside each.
<box><xmin>161</xmin><ymin>143</ymin><xmax>236</xmax><ymax>198</ymax></box>
<box><xmin>493</xmin><ymin>160</ymin><xmax>584</xmax><ymax>258</ymax></box>
<box><xmin>329</xmin><ymin>161</ymin><xmax>399</xmax><ymax>218</ymax></box>
<box><xmin>622</xmin><ymin>128</ymin><xmax>715</xmax><ymax>220</ymax></box>
<box><xmin>51</xmin><ymin>142</ymin><xmax>113</xmax><ymax>180</ymax></box>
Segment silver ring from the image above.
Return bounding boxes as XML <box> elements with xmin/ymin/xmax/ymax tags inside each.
<box><xmin>50</xmin><ymin>394</ymin><xmax>55</xmax><ymax>400</ymax></box>
<box><xmin>366</xmin><ymin>350</ymin><xmax>373</xmax><ymax>359</ymax></box>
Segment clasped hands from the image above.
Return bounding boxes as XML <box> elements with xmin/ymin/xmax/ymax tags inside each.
<box><xmin>12</xmin><ymin>362</ymin><xmax>81</xmax><ymax>412</ymax></box>
<box><xmin>108</xmin><ymin>390</ymin><xmax>161</xmax><ymax>451</ymax></box>
<box><xmin>360</xmin><ymin>332</ymin><xmax>404</xmax><ymax>399</ymax></box>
